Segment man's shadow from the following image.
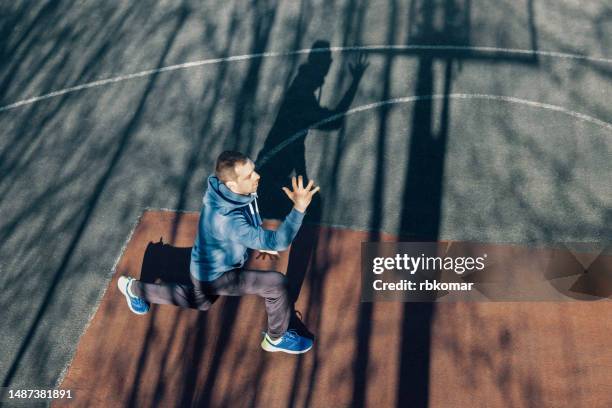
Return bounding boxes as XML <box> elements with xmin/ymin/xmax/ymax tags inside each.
<box><xmin>255</xmin><ymin>39</ymin><xmax>367</xmax><ymax>223</ymax></box>
<box><xmin>255</xmin><ymin>41</ymin><xmax>368</xmax><ymax>316</ymax></box>
<box><xmin>139</xmin><ymin>239</ymin><xmax>219</xmax><ymax>308</ymax></box>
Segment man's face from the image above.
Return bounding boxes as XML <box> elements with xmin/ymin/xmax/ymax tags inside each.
<box><xmin>226</xmin><ymin>159</ymin><xmax>260</xmax><ymax>195</ymax></box>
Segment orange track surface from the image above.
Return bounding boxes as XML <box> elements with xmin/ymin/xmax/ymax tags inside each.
<box><xmin>56</xmin><ymin>211</ymin><xmax>611</xmax><ymax>407</ymax></box>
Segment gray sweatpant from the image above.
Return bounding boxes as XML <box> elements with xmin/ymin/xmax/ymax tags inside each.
<box><xmin>131</xmin><ymin>269</ymin><xmax>291</xmax><ymax>339</ymax></box>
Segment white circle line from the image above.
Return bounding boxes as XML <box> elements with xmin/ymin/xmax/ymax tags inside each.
<box><xmin>1</xmin><ymin>45</ymin><xmax>611</xmax><ymax>113</ymax></box>
<box><xmin>256</xmin><ymin>93</ymin><xmax>612</xmax><ymax>167</ymax></box>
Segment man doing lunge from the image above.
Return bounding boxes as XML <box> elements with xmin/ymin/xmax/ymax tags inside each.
<box><xmin>117</xmin><ymin>151</ymin><xmax>319</xmax><ymax>354</ymax></box>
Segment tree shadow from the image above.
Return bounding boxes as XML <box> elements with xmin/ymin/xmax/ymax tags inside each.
<box><xmin>349</xmin><ymin>0</ymin><xmax>399</xmax><ymax>406</ymax></box>
<box><xmin>397</xmin><ymin>1</ymin><xmax>464</xmax><ymax>406</ymax></box>
<box><xmin>394</xmin><ymin>0</ymin><xmax>540</xmax><ymax>405</ymax></box>
<box><xmin>230</xmin><ymin>0</ymin><xmax>279</xmax><ymax>156</ymax></box>
<box><xmin>1</xmin><ymin>3</ymin><xmax>190</xmax><ymax>393</ymax></box>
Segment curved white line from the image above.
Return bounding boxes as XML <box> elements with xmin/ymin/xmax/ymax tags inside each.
<box><xmin>1</xmin><ymin>45</ymin><xmax>611</xmax><ymax>113</ymax></box>
<box><xmin>256</xmin><ymin>93</ymin><xmax>612</xmax><ymax>166</ymax></box>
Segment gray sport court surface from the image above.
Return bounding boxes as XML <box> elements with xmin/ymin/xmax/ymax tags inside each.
<box><xmin>0</xmin><ymin>0</ymin><xmax>610</xmax><ymax>394</ymax></box>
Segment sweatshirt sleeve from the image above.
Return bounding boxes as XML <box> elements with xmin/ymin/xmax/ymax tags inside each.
<box><xmin>230</xmin><ymin>208</ymin><xmax>305</xmax><ymax>251</ymax></box>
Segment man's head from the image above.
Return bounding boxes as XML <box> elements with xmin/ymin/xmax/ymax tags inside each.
<box><xmin>304</xmin><ymin>40</ymin><xmax>332</xmax><ymax>90</ymax></box>
<box><xmin>308</xmin><ymin>40</ymin><xmax>332</xmax><ymax>72</ymax></box>
<box><xmin>215</xmin><ymin>151</ymin><xmax>260</xmax><ymax>195</ymax></box>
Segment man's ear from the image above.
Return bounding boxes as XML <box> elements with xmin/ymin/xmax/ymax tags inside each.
<box><xmin>225</xmin><ymin>180</ymin><xmax>238</xmax><ymax>193</ymax></box>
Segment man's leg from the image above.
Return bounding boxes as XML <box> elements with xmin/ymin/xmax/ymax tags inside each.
<box><xmin>128</xmin><ymin>277</ymin><xmax>214</xmax><ymax>311</ymax></box>
<box><xmin>203</xmin><ymin>269</ymin><xmax>291</xmax><ymax>339</ymax></box>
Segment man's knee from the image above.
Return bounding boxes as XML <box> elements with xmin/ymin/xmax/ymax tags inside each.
<box><xmin>267</xmin><ymin>272</ymin><xmax>289</xmax><ymax>296</ymax></box>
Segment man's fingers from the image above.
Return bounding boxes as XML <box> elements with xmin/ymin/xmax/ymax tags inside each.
<box><xmin>298</xmin><ymin>175</ymin><xmax>304</xmax><ymax>189</ymax></box>
<box><xmin>305</xmin><ymin>179</ymin><xmax>314</xmax><ymax>191</ymax></box>
<box><xmin>291</xmin><ymin>176</ymin><xmax>298</xmax><ymax>191</ymax></box>
<box><xmin>309</xmin><ymin>186</ymin><xmax>321</xmax><ymax>196</ymax></box>
<box><xmin>282</xmin><ymin>186</ymin><xmax>292</xmax><ymax>199</ymax></box>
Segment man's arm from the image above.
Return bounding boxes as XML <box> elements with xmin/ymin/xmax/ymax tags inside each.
<box><xmin>231</xmin><ymin>207</ymin><xmax>305</xmax><ymax>251</ymax></box>
<box><xmin>231</xmin><ymin>175</ymin><xmax>319</xmax><ymax>251</ymax></box>
<box><xmin>314</xmin><ymin>52</ymin><xmax>369</xmax><ymax>130</ymax></box>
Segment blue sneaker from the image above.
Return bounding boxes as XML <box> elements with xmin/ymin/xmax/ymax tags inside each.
<box><xmin>117</xmin><ymin>276</ymin><xmax>150</xmax><ymax>315</ymax></box>
<box><xmin>261</xmin><ymin>330</ymin><xmax>313</xmax><ymax>354</ymax></box>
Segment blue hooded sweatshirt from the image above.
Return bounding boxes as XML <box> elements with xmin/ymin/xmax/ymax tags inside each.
<box><xmin>190</xmin><ymin>175</ymin><xmax>305</xmax><ymax>281</ymax></box>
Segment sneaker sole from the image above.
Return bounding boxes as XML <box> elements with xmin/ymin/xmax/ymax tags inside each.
<box><xmin>117</xmin><ymin>277</ymin><xmax>148</xmax><ymax>315</ymax></box>
<box><xmin>260</xmin><ymin>338</ymin><xmax>313</xmax><ymax>354</ymax></box>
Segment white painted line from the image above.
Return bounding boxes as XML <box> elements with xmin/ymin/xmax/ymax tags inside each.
<box><xmin>1</xmin><ymin>45</ymin><xmax>610</xmax><ymax>113</ymax></box>
<box><xmin>145</xmin><ymin>207</ymin><xmax>199</xmax><ymax>214</ymax></box>
<box><xmin>256</xmin><ymin>93</ymin><xmax>612</xmax><ymax>167</ymax></box>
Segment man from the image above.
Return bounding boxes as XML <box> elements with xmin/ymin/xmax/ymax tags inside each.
<box><xmin>117</xmin><ymin>151</ymin><xmax>319</xmax><ymax>354</ymax></box>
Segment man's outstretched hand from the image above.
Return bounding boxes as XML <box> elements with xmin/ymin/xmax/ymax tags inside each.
<box><xmin>282</xmin><ymin>175</ymin><xmax>320</xmax><ymax>213</ymax></box>
<box><xmin>349</xmin><ymin>52</ymin><xmax>369</xmax><ymax>81</ymax></box>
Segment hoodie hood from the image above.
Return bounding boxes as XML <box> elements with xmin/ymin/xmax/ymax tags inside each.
<box><xmin>204</xmin><ymin>175</ymin><xmax>257</xmax><ymax>215</ymax></box>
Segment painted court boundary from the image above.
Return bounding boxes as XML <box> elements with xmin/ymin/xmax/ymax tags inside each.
<box><xmin>2</xmin><ymin>45</ymin><xmax>611</xmax><ymax>112</ymax></box>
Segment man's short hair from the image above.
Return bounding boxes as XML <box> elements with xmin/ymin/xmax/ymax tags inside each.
<box><xmin>215</xmin><ymin>151</ymin><xmax>249</xmax><ymax>183</ymax></box>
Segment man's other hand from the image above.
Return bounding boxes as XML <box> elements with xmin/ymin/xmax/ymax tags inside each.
<box><xmin>256</xmin><ymin>250</ymin><xmax>280</xmax><ymax>260</ymax></box>
<box><xmin>282</xmin><ymin>175</ymin><xmax>320</xmax><ymax>213</ymax></box>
